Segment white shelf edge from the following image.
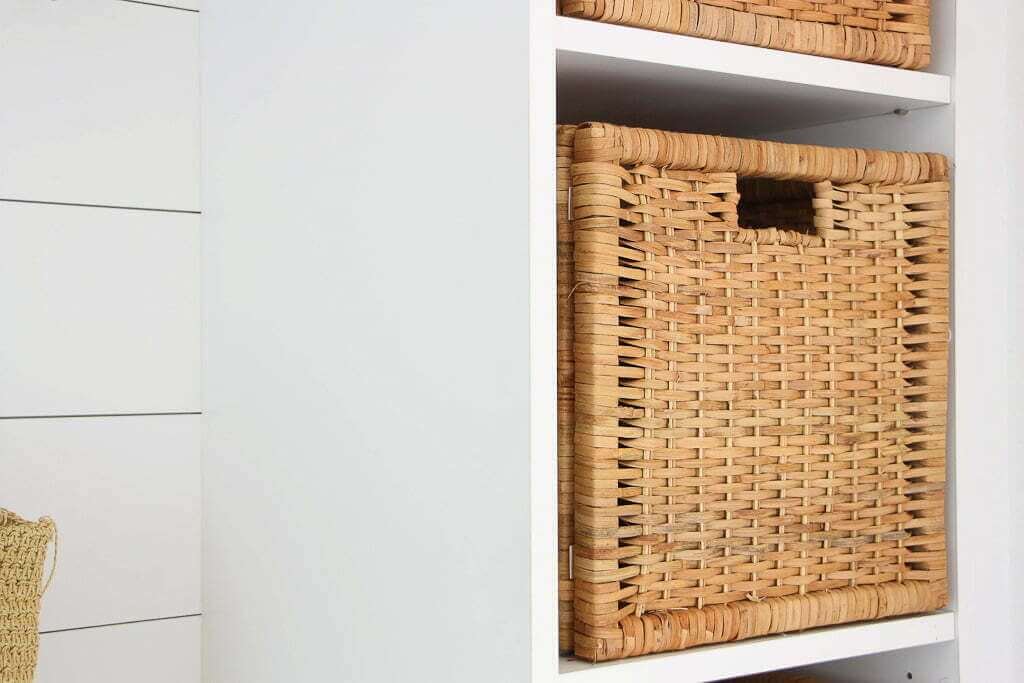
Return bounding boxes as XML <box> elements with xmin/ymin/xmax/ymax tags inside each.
<box><xmin>558</xmin><ymin>611</ymin><xmax>955</xmax><ymax>682</ymax></box>
<box><xmin>555</xmin><ymin>17</ymin><xmax>950</xmax><ymax>107</ymax></box>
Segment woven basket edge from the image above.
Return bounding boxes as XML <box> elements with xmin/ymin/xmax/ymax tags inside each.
<box><xmin>574</xmin><ymin>580</ymin><xmax>949</xmax><ymax>662</ymax></box>
<box><xmin>572</xmin><ymin>122</ymin><xmax>949</xmax><ymax>184</ymax></box>
<box><xmin>0</xmin><ymin>508</ymin><xmax>56</xmax><ymax>536</ymax></box>
<box><xmin>558</xmin><ymin>1</ymin><xmax>931</xmax><ymax>70</ymax></box>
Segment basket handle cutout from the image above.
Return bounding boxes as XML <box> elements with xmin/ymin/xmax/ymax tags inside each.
<box><xmin>734</xmin><ymin>177</ymin><xmax>823</xmax><ymax>246</ymax></box>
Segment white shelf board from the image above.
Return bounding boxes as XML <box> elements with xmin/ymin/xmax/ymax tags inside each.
<box><xmin>558</xmin><ymin>612</ymin><xmax>955</xmax><ymax>682</ymax></box>
<box><xmin>556</xmin><ymin>17</ymin><xmax>951</xmax><ymax>136</ymax></box>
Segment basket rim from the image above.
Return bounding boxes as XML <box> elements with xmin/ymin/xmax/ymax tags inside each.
<box><xmin>559</xmin><ymin>0</ymin><xmax>932</xmax><ymax>70</ymax></box>
<box><xmin>576</xmin><ymin>122</ymin><xmax>949</xmax><ymax>185</ymax></box>
<box><xmin>0</xmin><ymin>508</ymin><xmax>55</xmax><ymax>534</ymax></box>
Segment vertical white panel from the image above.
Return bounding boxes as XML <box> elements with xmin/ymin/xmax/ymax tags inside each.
<box><xmin>201</xmin><ymin>1</ymin><xmax>531</xmax><ymax>681</ymax></box>
<box><xmin>3</xmin><ymin>415</ymin><xmax>201</xmax><ymax>631</ymax></box>
<box><xmin>36</xmin><ymin>617</ymin><xmax>200</xmax><ymax>683</ymax></box>
<box><xmin>1007</xmin><ymin>2</ymin><xmax>1024</xmax><ymax>678</ymax></box>
<box><xmin>0</xmin><ymin>0</ymin><xmax>199</xmax><ymax>210</ymax></box>
<box><xmin>0</xmin><ymin>202</ymin><xmax>200</xmax><ymax>416</ymax></box>
<box><xmin>529</xmin><ymin>0</ymin><xmax>558</xmax><ymax>679</ymax></box>
<box><xmin>951</xmin><ymin>1</ymin><xmax>1014</xmax><ymax>681</ymax></box>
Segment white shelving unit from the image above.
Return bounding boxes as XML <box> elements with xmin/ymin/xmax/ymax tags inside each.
<box><xmin>203</xmin><ymin>1</ymin><xmax>1020</xmax><ymax>681</ymax></box>
<box><xmin>529</xmin><ymin>2</ymin><xmax>1014</xmax><ymax>682</ymax></box>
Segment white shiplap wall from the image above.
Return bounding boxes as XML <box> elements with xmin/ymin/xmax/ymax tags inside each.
<box><xmin>1</xmin><ymin>1</ymin><xmax>200</xmax><ymax>681</ymax></box>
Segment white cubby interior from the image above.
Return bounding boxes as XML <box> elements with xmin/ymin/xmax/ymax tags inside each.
<box><xmin>531</xmin><ymin>1</ymin><xmax>1015</xmax><ymax>680</ymax></box>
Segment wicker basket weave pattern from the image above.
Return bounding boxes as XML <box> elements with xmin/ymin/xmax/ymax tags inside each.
<box><xmin>560</xmin><ymin>0</ymin><xmax>932</xmax><ymax>69</ymax></box>
<box><xmin>0</xmin><ymin>510</ymin><xmax>55</xmax><ymax>683</ymax></box>
<box><xmin>558</xmin><ymin>125</ymin><xmax>579</xmax><ymax>653</ymax></box>
<box><xmin>565</xmin><ymin>123</ymin><xmax>949</xmax><ymax>661</ymax></box>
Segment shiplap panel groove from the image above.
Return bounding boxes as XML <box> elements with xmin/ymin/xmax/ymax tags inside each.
<box><xmin>119</xmin><ymin>0</ymin><xmax>200</xmax><ymax>12</ymax></box>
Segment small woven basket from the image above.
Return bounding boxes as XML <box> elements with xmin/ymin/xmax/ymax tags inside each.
<box><xmin>558</xmin><ymin>122</ymin><xmax>949</xmax><ymax>661</ymax></box>
<box><xmin>560</xmin><ymin>1</ymin><xmax>932</xmax><ymax>70</ymax></box>
<box><xmin>1</xmin><ymin>510</ymin><xmax>56</xmax><ymax>683</ymax></box>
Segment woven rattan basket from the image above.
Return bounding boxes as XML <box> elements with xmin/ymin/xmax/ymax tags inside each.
<box><xmin>559</xmin><ymin>1</ymin><xmax>932</xmax><ymax>69</ymax></box>
<box><xmin>1</xmin><ymin>510</ymin><xmax>55</xmax><ymax>683</ymax></box>
<box><xmin>558</xmin><ymin>126</ymin><xmax>578</xmax><ymax>652</ymax></box>
<box><xmin>558</xmin><ymin>122</ymin><xmax>949</xmax><ymax>661</ymax></box>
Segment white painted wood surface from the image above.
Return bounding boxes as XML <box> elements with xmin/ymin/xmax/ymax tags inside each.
<box><xmin>0</xmin><ymin>0</ymin><xmax>200</xmax><ymax>210</ymax></box>
<box><xmin>36</xmin><ymin>616</ymin><xmax>201</xmax><ymax>683</ymax></box>
<box><xmin>949</xmin><ymin>1</ymin><xmax>1015</xmax><ymax>680</ymax></box>
<box><xmin>801</xmin><ymin>641</ymin><xmax>958</xmax><ymax>683</ymax></box>
<box><xmin>4</xmin><ymin>415</ymin><xmax>200</xmax><ymax>631</ymax></box>
<box><xmin>202</xmin><ymin>0</ymin><xmax>532</xmax><ymax>681</ymax></box>
<box><xmin>529</xmin><ymin>1</ymin><xmax>558</xmax><ymax>680</ymax></box>
<box><xmin>556</xmin><ymin>17</ymin><xmax>950</xmax><ymax>136</ymax></box>
<box><xmin>1010</xmin><ymin>6</ymin><xmax>1024</xmax><ymax>677</ymax></box>
<box><xmin>0</xmin><ymin>202</ymin><xmax>200</xmax><ymax>417</ymax></box>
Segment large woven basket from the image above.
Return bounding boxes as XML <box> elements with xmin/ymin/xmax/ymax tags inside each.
<box><xmin>0</xmin><ymin>510</ymin><xmax>55</xmax><ymax>683</ymax></box>
<box><xmin>559</xmin><ymin>1</ymin><xmax>932</xmax><ymax>69</ymax></box>
<box><xmin>558</xmin><ymin>122</ymin><xmax>949</xmax><ymax>661</ymax></box>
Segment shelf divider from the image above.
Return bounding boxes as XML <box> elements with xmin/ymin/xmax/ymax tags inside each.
<box><xmin>556</xmin><ymin>17</ymin><xmax>951</xmax><ymax>136</ymax></box>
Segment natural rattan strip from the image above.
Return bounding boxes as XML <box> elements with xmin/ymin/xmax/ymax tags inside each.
<box><xmin>0</xmin><ymin>510</ymin><xmax>55</xmax><ymax>683</ymax></box>
<box><xmin>560</xmin><ymin>0</ymin><xmax>931</xmax><ymax>70</ymax></box>
<box><xmin>607</xmin><ymin>125</ymin><xmax>948</xmax><ymax>184</ymax></box>
<box><xmin>557</xmin><ymin>124</ymin><xmax>578</xmax><ymax>653</ymax></box>
<box><xmin>568</xmin><ymin>123</ymin><xmax>948</xmax><ymax>662</ymax></box>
